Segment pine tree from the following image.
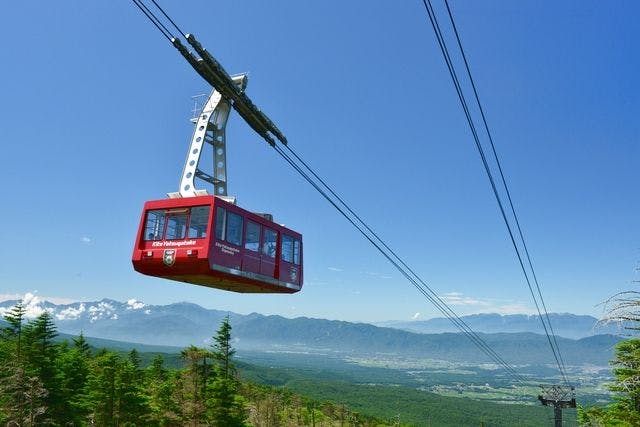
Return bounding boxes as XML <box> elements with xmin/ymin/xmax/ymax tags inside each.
<box><xmin>1</xmin><ymin>301</ymin><xmax>27</xmax><ymax>362</ymax></box>
<box><xmin>84</xmin><ymin>351</ymin><xmax>118</xmax><ymax>426</ymax></box>
<box><xmin>212</xmin><ymin>316</ymin><xmax>235</xmax><ymax>380</ymax></box>
<box><xmin>146</xmin><ymin>355</ymin><xmax>180</xmax><ymax>425</ymax></box>
<box><xmin>73</xmin><ymin>331</ymin><xmax>91</xmax><ymax>356</ymax></box>
<box><xmin>208</xmin><ymin>316</ymin><xmax>247</xmax><ymax>426</ymax></box>
<box><xmin>128</xmin><ymin>348</ymin><xmax>141</xmax><ymax>370</ymax></box>
<box><xmin>1</xmin><ymin>367</ymin><xmax>50</xmax><ymax>427</ymax></box>
<box><xmin>579</xmin><ymin>339</ymin><xmax>640</xmax><ymax>425</ymax></box>
<box><xmin>24</xmin><ymin>311</ymin><xmax>63</xmax><ymax>423</ymax></box>
<box><xmin>23</xmin><ymin>375</ymin><xmax>50</xmax><ymax>426</ymax></box>
<box><xmin>0</xmin><ymin>301</ymin><xmax>28</xmax><ymax>422</ymax></box>
<box><xmin>178</xmin><ymin>345</ymin><xmax>211</xmax><ymax>425</ymax></box>
<box><xmin>580</xmin><ymin>274</ymin><xmax>640</xmax><ymax>425</ymax></box>
<box><xmin>115</xmin><ymin>358</ymin><xmax>150</xmax><ymax>425</ymax></box>
<box><xmin>609</xmin><ymin>339</ymin><xmax>640</xmax><ymax>418</ymax></box>
<box><xmin>82</xmin><ymin>350</ymin><xmax>150</xmax><ymax>425</ymax></box>
<box><xmin>57</xmin><ymin>337</ymin><xmax>91</xmax><ymax>423</ymax></box>
<box><xmin>148</xmin><ymin>354</ymin><xmax>167</xmax><ymax>382</ymax></box>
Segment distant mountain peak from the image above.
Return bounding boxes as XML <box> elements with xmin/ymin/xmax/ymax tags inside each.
<box><xmin>0</xmin><ymin>297</ymin><xmax>623</xmax><ymax>366</ymax></box>
<box><xmin>375</xmin><ymin>312</ymin><xmax>623</xmax><ymax>339</ymax></box>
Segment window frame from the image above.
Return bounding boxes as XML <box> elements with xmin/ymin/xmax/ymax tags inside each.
<box><xmin>225</xmin><ymin>211</ymin><xmax>244</xmax><ymax>247</ymax></box>
<box><xmin>142</xmin><ymin>206</ymin><xmax>212</xmax><ymax>242</ymax></box>
<box><xmin>281</xmin><ymin>234</ymin><xmax>294</xmax><ymax>263</ymax></box>
<box><xmin>244</xmin><ymin>220</ymin><xmax>261</xmax><ymax>252</ymax></box>
<box><xmin>143</xmin><ymin>209</ymin><xmax>166</xmax><ymax>241</ymax></box>
<box><xmin>164</xmin><ymin>212</ymin><xmax>188</xmax><ymax>240</ymax></box>
<box><xmin>293</xmin><ymin>239</ymin><xmax>301</xmax><ymax>265</ymax></box>
<box><xmin>186</xmin><ymin>206</ymin><xmax>210</xmax><ymax>239</ymax></box>
<box><xmin>215</xmin><ymin>207</ymin><xmax>227</xmax><ymax>241</ymax></box>
<box><xmin>262</xmin><ymin>227</ymin><xmax>278</xmax><ymax>259</ymax></box>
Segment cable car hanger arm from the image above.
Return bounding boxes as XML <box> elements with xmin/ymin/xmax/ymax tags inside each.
<box><xmin>171</xmin><ymin>36</ymin><xmax>286</xmax><ymax>148</ymax></box>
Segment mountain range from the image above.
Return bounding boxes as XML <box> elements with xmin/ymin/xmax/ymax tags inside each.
<box><xmin>0</xmin><ymin>297</ymin><xmax>623</xmax><ymax>366</ymax></box>
<box><xmin>376</xmin><ymin>312</ymin><xmax>623</xmax><ymax>339</ymax></box>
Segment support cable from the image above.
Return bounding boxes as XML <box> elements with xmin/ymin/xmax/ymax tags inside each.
<box><xmin>273</xmin><ymin>144</ymin><xmax>528</xmax><ymax>384</ymax></box>
<box><xmin>149</xmin><ymin>0</ymin><xmax>188</xmax><ymax>40</ymax></box>
<box><xmin>419</xmin><ymin>0</ymin><xmax>569</xmax><ymax>385</ymax></box>
<box><xmin>131</xmin><ymin>0</ymin><xmax>174</xmax><ymax>42</ymax></box>
<box><xmin>442</xmin><ymin>0</ymin><xmax>568</xmax><ymax>378</ymax></box>
<box><xmin>278</xmin><ymin>142</ymin><xmax>528</xmax><ymax>381</ymax></box>
<box><xmin>421</xmin><ymin>0</ymin><xmax>568</xmax><ymax>385</ymax></box>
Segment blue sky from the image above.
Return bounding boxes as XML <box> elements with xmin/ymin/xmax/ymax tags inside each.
<box><xmin>0</xmin><ymin>1</ymin><xmax>637</xmax><ymax>322</ymax></box>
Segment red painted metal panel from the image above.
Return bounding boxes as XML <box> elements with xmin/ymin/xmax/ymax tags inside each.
<box><xmin>132</xmin><ymin>195</ymin><xmax>303</xmax><ymax>294</ymax></box>
<box><xmin>242</xmin><ymin>252</ymin><xmax>261</xmax><ymax>275</ymax></box>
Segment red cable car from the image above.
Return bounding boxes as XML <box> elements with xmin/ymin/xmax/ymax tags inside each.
<box><xmin>132</xmin><ymin>195</ymin><xmax>302</xmax><ymax>293</ymax></box>
<box><xmin>132</xmin><ymin>73</ymin><xmax>303</xmax><ymax>293</ymax></box>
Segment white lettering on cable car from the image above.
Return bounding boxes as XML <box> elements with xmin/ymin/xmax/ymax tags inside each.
<box><xmin>151</xmin><ymin>240</ymin><xmax>197</xmax><ymax>248</ymax></box>
<box><xmin>215</xmin><ymin>241</ymin><xmax>240</xmax><ymax>255</ymax></box>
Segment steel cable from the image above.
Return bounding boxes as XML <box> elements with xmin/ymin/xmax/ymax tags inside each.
<box><xmin>442</xmin><ymin>0</ymin><xmax>569</xmax><ymax>378</ymax></box>
<box><xmin>131</xmin><ymin>0</ymin><xmax>174</xmax><ymax>42</ymax></box>
<box><xmin>419</xmin><ymin>0</ymin><xmax>570</xmax><ymax>385</ymax></box>
<box><xmin>273</xmin><ymin>144</ymin><xmax>528</xmax><ymax>384</ymax></box>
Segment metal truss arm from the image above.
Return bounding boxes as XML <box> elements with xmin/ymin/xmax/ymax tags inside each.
<box><xmin>175</xmin><ymin>74</ymin><xmax>247</xmax><ymax>198</ymax></box>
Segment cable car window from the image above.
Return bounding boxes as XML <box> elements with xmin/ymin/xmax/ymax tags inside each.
<box><xmin>226</xmin><ymin>212</ymin><xmax>243</xmax><ymax>246</ymax></box>
<box><xmin>165</xmin><ymin>213</ymin><xmax>188</xmax><ymax>240</ymax></box>
<box><xmin>188</xmin><ymin>206</ymin><xmax>210</xmax><ymax>238</ymax></box>
<box><xmin>143</xmin><ymin>210</ymin><xmax>165</xmax><ymax>241</ymax></box>
<box><xmin>293</xmin><ymin>239</ymin><xmax>301</xmax><ymax>265</ymax></box>
<box><xmin>262</xmin><ymin>228</ymin><xmax>277</xmax><ymax>258</ymax></box>
<box><xmin>215</xmin><ymin>207</ymin><xmax>226</xmax><ymax>240</ymax></box>
<box><xmin>281</xmin><ymin>234</ymin><xmax>294</xmax><ymax>263</ymax></box>
<box><xmin>245</xmin><ymin>221</ymin><xmax>260</xmax><ymax>252</ymax></box>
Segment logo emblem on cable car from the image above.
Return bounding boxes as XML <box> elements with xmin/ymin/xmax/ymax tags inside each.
<box><xmin>163</xmin><ymin>249</ymin><xmax>176</xmax><ymax>267</ymax></box>
<box><xmin>290</xmin><ymin>267</ymin><xmax>298</xmax><ymax>281</ymax></box>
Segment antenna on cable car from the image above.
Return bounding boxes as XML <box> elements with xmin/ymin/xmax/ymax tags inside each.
<box><xmin>167</xmin><ymin>74</ymin><xmax>248</xmax><ymax>203</ymax></box>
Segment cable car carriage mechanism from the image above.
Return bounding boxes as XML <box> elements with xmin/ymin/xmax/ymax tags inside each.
<box><xmin>132</xmin><ymin>41</ymin><xmax>302</xmax><ymax>294</ymax></box>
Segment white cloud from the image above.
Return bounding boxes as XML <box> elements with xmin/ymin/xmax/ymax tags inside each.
<box><xmin>144</xmin><ymin>309</ymin><xmax>151</xmax><ymax>315</ymax></box>
<box><xmin>80</xmin><ymin>236</ymin><xmax>92</xmax><ymax>244</ymax></box>
<box><xmin>0</xmin><ymin>293</ymin><xmax>77</xmax><ymax>305</ymax></box>
<box><xmin>0</xmin><ymin>292</ymin><xmax>83</xmax><ymax>319</ymax></box>
<box><xmin>437</xmin><ymin>292</ymin><xmax>534</xmax><ymax>315</ymax></box>
<box><xmin>88</xmin><ymin>302</ymin><xmax>116</xmax><ymax>323</ymax></box>
<box><xmin>412</xmin><ymin>312</ymin><xmax>422</xmax><ymax>320</ymax></box>
<box><xmin>56</xmin><ymin>304</ymin><xmax>86</xmax><ymax>320</ymax></box>
<box><xmin>440</xmin><ymin>292</ymin><xmax>489</xmax><ymax>307</ymax></box>
<box><xmin>0</xmin><ymin>293</ymin><xmax>22</xmax><ymax>302</ymax></box>
<box><xmin>362</xmin><ymin>271</ymin><xmax>393</xmax><ymax>280</ymax></box>
<box><xmin>493</xmin><ymin>303</ymin><xmax>536</xmax><ymax>315</ymax></box>
<box><xmin>327</xmin><ymin>267</ymin><xmax>343</xmax><ymax>272</ymax></box>
<box><xmin>43</xmin><ymin>296</ymin><xmax>79</xmax><ymax>305</ymax></box>
<box><xmin>126</xmin><ymin>299</ymin><xmax>145</xmax><ymax>310</ymax></box>
<box><xmin>18</xmin><ymin>293</ymin><xmax>52</xmax><ymax>319</ymax></box>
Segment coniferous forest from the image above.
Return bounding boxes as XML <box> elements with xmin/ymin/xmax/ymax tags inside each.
<box><xmin>0</xmin><ymin>301</ymin><xmax>385</xmax><ymax>426</ymax></box>
<box><xmin>7</xmin><ymin>296</ymin><xmax>640</xmax><ymax>426</ymax></box>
